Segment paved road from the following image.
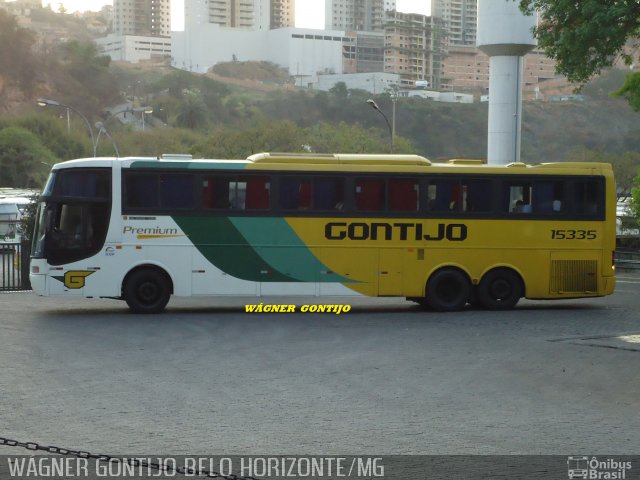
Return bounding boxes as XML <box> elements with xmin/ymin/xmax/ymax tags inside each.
<box><xmin>1</xmin><ymin>271</ymin><xmax>639</xmax><ymax>459</ymax></box>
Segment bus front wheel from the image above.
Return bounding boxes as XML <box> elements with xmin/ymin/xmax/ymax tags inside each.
<box><xmin>477</xmin><ymin>268</ymin><xmax>523</xmax><ymax>310</ymax></box>
<box><xmin>426</xmin><ymin>268</ymin><xmax>470</xmax><ymax>312</ymax></box>
<box><xmin>124</xmin><ymin>268</ymin><xmax>171</xmax><ymax>314</ymax></box>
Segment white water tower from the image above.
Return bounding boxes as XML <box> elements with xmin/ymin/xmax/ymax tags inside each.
<box><xmin>477</xmin><ymin>1</ymin><xmax>536</xmax><ymax>164</ymax></box>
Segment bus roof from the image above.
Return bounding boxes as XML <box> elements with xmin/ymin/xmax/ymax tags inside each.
<box><xmin>51</xmin><ymin>154</ymin><xmax>614</xmax><ymax>175</ymax></box>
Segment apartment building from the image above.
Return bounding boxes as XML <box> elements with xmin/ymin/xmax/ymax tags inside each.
<box><xmin>326</xmin><ymin>0</ymin><xmax>388</xmax><ymax>32</ymax></box>
<box><xmin>440</xmin><ymin>45</ymin><xmax>559</xmax><ymax>95</ymax></box>
<box><xmin>270</xmin><ymin>0</ymin><xmax>295</xmax><ymax>29</ymax></box>
<box><xmin>383</xmin><ymin>11</ymin><xmax>446</xmax><ymax>89</ymax></box>
<box><xmin>431</xmin><ymin>0</ymin><xmax>476</xmax><ymax>47</ymax></box>
<box><xmin>112</xmin><ymin>0</ymin><xmax>171</xmax><ymax>37</ymax></box>
<box><xmin>185</xmin><ymin>0</ymin><xmax>293</xmax><ymax>30</ymax></box>
<box><xmin>342</xmin><ymin>31</ymin><xmax>385</xmax><ymax>73</ymax></box>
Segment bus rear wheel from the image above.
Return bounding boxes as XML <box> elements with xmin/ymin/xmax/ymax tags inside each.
<box><xmin>426</xmin><ymin>268</ymin><xmax>470</xmax><ymax>312</ymax></box>
<box><xmin>124</xmin><ymin>268</ymin><xmax>171</xmax><ymax>314</ymax></box>
<box><xmin>477</xmin><ymin>268</ymin><xmax>523</xmax><ymax>310</ymax></box>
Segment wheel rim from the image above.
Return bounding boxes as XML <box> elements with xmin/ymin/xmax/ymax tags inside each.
<box><xmin>138</xmin><ymin>280</ymin><xmax>160</xmax><ymax>303</ymax></box>
<box><xmin>437</xmin><ymin>277</ymin><xmax>463</xmax><ymax>304</ymax></box>
<box><xmin>428</xmin><ymin>269</ymin><xmax>469</xmax><ymax>311</ymax></box>
<box><xmin>478</xmin><ymin>269</ymin><xmax>522</xmax><ymax>309</ymax></box>
<box><xmin>489</xmin><ymin>278</ymin><xmax>512</xmax><ymax>301</ymax></box>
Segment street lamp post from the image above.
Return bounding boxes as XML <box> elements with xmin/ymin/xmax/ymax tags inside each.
<box><xmin>389</xmin><ymin>87</ymin><xmax>398</xmax><ymax>147</ymax></box>
<box><xmin>366</xmin><ymin>99</ymin><xmax>393</xmax><ymax>153</ymax></box>
<box><xmin>94</xmin><ymin>122</ymin><xmax>120</xmax><ymax>157</ymax></box>
<box><xmin>37</xmin><ymin>98</ymin><xmax>96</xmax><ymax>157</ymax></box>
<box><xmin>126</xmin><ymin>106</ymin><xmax>154</xmax><ymax>131</ymax></box>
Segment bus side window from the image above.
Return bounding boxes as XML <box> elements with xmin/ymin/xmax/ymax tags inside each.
<box><xmin>202</xmin><ymin>176</ymin><xmax>232</xmax><ymax>209</ymax></box>
<box><xmin>244</xmin><ymin>176</ymin><xmax>270</xmax><ymax>210</ymax></box>
<box><xmin>504</xmin><ymin>183</ymin><xmax>532</xmax><ymax>213</ymax></box>
<box><xmin>534</xmin><ymin>181</ymin><xmax>565</xmax><ymax>214</ymax></box>
<box><xmin>355</xmin><ymin>179</ymin><xmax>385</xmax><ymax>211</ymax></box>
<box><xmin>314</xmin><ymin>178</ymin><xmax>344</xmax><ymax>211</ymax></box>
<box><xmin>389</xmin><ymin>179</ymin><xmax>418</xmax><ymax>211</ymax></box>
<box><xmin>159</xmin><ymin>174</ymin><xmax>194</xmax><ymax>209</ymax></box>
<box><xmin>464</xmin><ymin>180</ymin><xmax>492</xmax><ymax>212</ymax></box>
<box><xmin>427</xmin><ymin>180</ymin><xmax>458</xmax><ymax>212</ymax></box>
<box><xmin>125</xmin><ymin>174</ymin><xmax>158</xmax><ymax>208</ymax></box>
<box><xmin>575</xmin><ymin>180</ymin><xmax>600</xmax><ymax>215</ymax></box>
<box><xmin>280</xmin><ymin>177</ymin><xmax>311</xmax><ymax>210</ymax></box>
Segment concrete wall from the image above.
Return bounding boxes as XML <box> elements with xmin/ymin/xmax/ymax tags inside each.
<box><xmin>97</xmin><ymin>34</ymin><xmax>172</xmax><ymax>63</ymax></box>
<box><xmin>172</xmin><ymin>25</ymin><xmax>345</xmax><ymax>78</ymax></box>
<box><xmin>314</xmin><ymin>72</ymin><xmax>400</xmax><ymax>93</ymax></box>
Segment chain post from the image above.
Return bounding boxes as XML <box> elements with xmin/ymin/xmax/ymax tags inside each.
<box><xmin>0</xmin><ymin>436</ymin><xmax>260</xmax><ymax>480</ymax></box>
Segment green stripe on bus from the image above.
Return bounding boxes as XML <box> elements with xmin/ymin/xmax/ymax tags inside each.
<box><xmin>173</xmin><ymin>216</ymin><xmax>294</xmax><ymax>282</ymax></box>
<box><xmin>229</xmin><ymin>217</ymin><xmax>353</xmax><ymax>283</ymax></box>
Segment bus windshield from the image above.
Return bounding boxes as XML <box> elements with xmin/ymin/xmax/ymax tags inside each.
<box><xmin>32</xmin><ymin>168</ymin><xmax>112</xmax><ymax>265</ymax></box>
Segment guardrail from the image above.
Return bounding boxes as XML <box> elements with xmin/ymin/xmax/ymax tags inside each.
<box><xmin>616</xmin><ymin>248</ymin><xmax>640</xmax><ymax>270</ymax></box>
<box><xmin>0</xmin><ymin>242</ymin><xmax>30</xmax><ymax>291</ymax></box>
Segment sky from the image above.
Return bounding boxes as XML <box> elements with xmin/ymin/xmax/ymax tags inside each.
<box><xmin>41</xmin><ymin>0</ymin><xmax>431</xmax><ymax>30</ymax></box>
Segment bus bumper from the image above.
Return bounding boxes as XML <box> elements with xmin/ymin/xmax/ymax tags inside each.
<box><xmin>29</xmin><ymin>273</ymin><xmax>46</xmax><ymax>295</ymax></box>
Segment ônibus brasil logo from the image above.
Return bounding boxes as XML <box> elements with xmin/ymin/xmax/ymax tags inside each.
<box><xmin>567</xmin><ymin>456</ymin><xmax>632</xmax><ymax>479</ymax></box>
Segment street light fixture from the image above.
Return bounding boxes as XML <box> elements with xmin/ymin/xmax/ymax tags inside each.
<box><xmin>37</xmin><ymin>98</ymin><xmax>96</xmax><ymax>157</ymax></box>
<box><xmin>127</xmin><ymin>106</ymin><xmax>154</xmax><ymax>130</ymax></box>
<box><xmin>366</xmin><ymin>99</ymin><xmax>393</xmax><ymax>153</ymax></box>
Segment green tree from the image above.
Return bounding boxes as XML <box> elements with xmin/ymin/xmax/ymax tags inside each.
<box><xmin>518</xmin><ymin>0</ymin><xmax>640</xmax><ymax>110</ymax></box>
<box><xmin>329</xmin><ymin>81</ymin><xmax>349</xmax><ymax>99</ymax></box>
<box><xmin>13</xmin><ymin>114</ymin><xmax>85</xmax><ymax>160</ymax></box>
<box><xmin>114</xmin><ymin>128</ymin><xmax>202</xmax><ymax>157</ymax></box>
<box><xmin>518</xmin><ymin>0</ymin><xmax>639</xmax><ymax>83</ymax></box>
<box><xmin>174</xmin><ymin>92</ymin><xmax>209</xmax><ymax>129</ymax></box>
<box><xmin>631</xmin><ymin>176</ymin><xmax>640</xmax><ymax>225</ymax></box>
<box><xmin>53</xmin><ymin>40</ymin><xmax>121</xmax><ymax>116</ymax></box>
<box><xmin>0</xmin><ymin>127</ymin><xmax>55</xmax><ymax>188</ymax></box>
<box><xmin>305</xmin><ymin>121</ymin><xmax>412</xmax><ymax>154</ymax></box>
<box><xmin>192</xmin><ymin>120</ymin><xmax>304</xmax><ymax>158</ymax></box>
<box><xmin>0</xmin><ymin>10</ymin><xmax>38</xmax><ymax>95</ymax></box>
<box><xmin>613</xmin><ymin>72</ymin><xmax>640</xmax><ymax>111</ymax></box>
<box><xmin>154</xmin><ymin>69</ymin><xmax>195</xmax><ymax>99</ymax></box>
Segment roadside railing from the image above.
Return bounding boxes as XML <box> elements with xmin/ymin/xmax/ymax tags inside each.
<box><xmin>616</xmin><ymin>248</ymin><xmax>640</xmax><ymax>270</ymax></box>
<box><xmin>0</xmin><ymin>241</ymin><xmax>31</xmax><ymax>291</ymax></box>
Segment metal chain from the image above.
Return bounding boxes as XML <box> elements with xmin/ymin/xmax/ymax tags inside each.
<box><xmin>0</xmin><ymin>437</ymin><xmax>260</xmax><ymax>480</ymax></box>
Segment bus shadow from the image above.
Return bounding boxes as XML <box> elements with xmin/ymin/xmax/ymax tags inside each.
<box><xmin>33</xmin><ymin>298</ymin><xmax>607</xmax><ymax>319</ymax></box>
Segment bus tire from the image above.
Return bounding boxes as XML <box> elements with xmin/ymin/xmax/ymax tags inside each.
<box><xmin>425</xmin><ymin>268</ymin><xmax>470</xmax><ymax>312</ymax></box>
<box><xmin>477</xmin><ymin>268</ymin><xmax>523</xmax><ymax>310</ymax></box>
<box><xmin>124</xmin><ymin>268</ymin><xmax>171</xmax><ymax>314</ymax></box>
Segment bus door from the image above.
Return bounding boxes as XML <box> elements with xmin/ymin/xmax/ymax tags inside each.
<box><xmin>378</xmin><ymin>248</ymin><xmax>404</xmax><ymax>296</ymax></box>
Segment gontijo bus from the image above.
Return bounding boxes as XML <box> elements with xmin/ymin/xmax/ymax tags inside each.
<box><xmin>29</xmin><ymin>153</ymin><xmax>616</xmax><ymax>313</ymax></box>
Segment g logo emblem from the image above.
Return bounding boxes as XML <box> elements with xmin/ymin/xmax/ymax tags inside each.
<box><xmin>63</xmin><ymin>271</ymin><xmax>94</xmax><ymax>289</ymax></box>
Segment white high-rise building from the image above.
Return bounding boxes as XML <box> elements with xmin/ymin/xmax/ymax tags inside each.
<box><xmin>185</xmin><ymin>0</ymin><xmax>294</xmax><ymax>30</ymax></box>
<box><xmin>112</xmin><ymin>0</ymin><xmax>171</xmax><ymax>37</ymax></box>
<box><xmin>326</xmin><ymin>0</ymin><xmax>390</xmax><ymax>32</ymax></box>
<box><xmin>431</xmin><ymin>0</ymin><xmax>476</xmax><ymax>46</ymax></box>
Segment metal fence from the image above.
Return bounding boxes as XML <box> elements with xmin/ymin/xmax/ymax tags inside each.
<box><xmin>0</xmin><ymin>242</ymin><xmax>31</xmax><ymax>291</ymax></box>
<box><xmin>616</xmin><ymin>248</ymin><xmax>640</xmax><ymax>270</ymax></box>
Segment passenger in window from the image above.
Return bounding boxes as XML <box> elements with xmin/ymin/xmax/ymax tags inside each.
<box><xmin>552</xmin><ymin>200</ymin><xmax>562</xmax><ymax>212</ymax></box>
<box><xmin>512</xmin><ymin>200</ymin><xmax>531</xmax><ymax>213</ymax></box>
<box><xmin>512</xmin><ymin>200</ymin><xmax>523</xmax><ymax>212</ymax></box>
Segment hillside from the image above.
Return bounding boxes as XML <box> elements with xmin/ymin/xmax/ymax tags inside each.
<box><xmin>1</xmin><ymin>7</ymin><xmax>638</xmax><ymax>166</ymax></box>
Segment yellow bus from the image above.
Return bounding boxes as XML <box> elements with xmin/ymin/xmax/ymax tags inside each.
<box><xmin>30</xmin><ymin>153</ymin><xmax>616</xmax><ymax>313</ymax></box>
